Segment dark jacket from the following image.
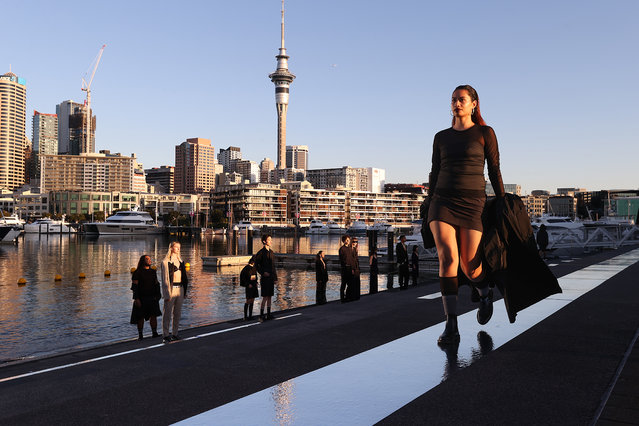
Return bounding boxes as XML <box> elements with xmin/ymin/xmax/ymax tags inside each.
<box><xmin>315</xmin><ymin>258</ymin><xmax>328</xmax><ymax>283</ymax></box>
<box><xmin>339</xmin><ymin>245</ymin><xmax>355</xmax><ymax>277</ymax></box>
<box><xmin>254</xmin><ymin>247</ymin><xmax>278</xmax><ymax>282</ymax></box>
<box><xmin>396</xmin><ymin>242</ymin><xmax>408</xmax><ymax>266</ymax></box>
<box><xmin>240</xmin><ymin>264</ymin><xmax>258</xmax><ymax>287</ymax></box>
<box><xmin>536</xmin><ymin>226</ymin><xmax>549</xmax><ymax>250</ymax></box>
<box><xmin>482</xmin><ymin>194</ymin><xmax>562</xmax><ymax>323</ymax></box>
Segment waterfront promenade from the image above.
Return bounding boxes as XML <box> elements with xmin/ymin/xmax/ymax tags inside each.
<box><xmin>1</xmin><ymin>246</ymin><xmax>638</xmax><ymax>425</ymax></box>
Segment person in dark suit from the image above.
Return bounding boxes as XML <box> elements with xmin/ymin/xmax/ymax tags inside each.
<box><xmin>254</xmin><ymin>234</ymin><xmax>277</xmax><ymax>321</ymax></box>
<box><xmin>536</xmin><ymin>224</ymin><xmax>549</xmax><ymax>260</ymax></box>
<box><xmin>369</xmin><ymin>246</ymin><xmax>379</xmax><ymax>294</ymax></box>
<box><xmin>396</xmin><ymin>235</ymin><xmax>409</xmax><ymax>289</ymax></box>
<box><xmin>350</xmin><ymin>238</ymin><xmax>361</xmax><ymax>300</ymax></box>
<box><xmin>240</xmin><ymin>257</ymin><xmax>259</xmax><ymax>320</ymax></box>
<box><xmin>338</xmin><ymin>235</ymin><xmax>354</xmax><ymax>302</ymax></box>
<box><xmin>315</xmin><ymin>251</ymin><xmax>328</xmax><ymax>305</ymax></box>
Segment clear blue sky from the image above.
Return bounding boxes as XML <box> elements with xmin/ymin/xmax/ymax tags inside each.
<box><xmin>4</xmin><ymin>0</ymin><xmax>638</xmax><ymax>194</ymax></box>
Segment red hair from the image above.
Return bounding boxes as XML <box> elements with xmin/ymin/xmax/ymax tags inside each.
<box><xmin>451</xmin><ymin>84</ymin><xmax>486</xmax><ymax>126</ymax></box>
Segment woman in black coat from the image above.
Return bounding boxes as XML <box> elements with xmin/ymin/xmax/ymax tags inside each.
<box><xmin>315</xmin><ymin>251</ymin><xmax>328</xmax><ymax>305</ymax></box>
<box><xmin>240</xmin><ymin>257</ymin><xmax>259</xmax><ymax>320</ymax></box>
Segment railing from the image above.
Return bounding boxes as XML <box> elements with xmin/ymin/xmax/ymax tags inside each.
<box><xmin>543</xmin><ymin>225</ymin><xmax>639</xmax><ymax>250</ymax></box>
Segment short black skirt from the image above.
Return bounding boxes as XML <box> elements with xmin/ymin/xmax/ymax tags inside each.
<box><xmin>260</xmin><ymin>277</ymin><xmax>275</xmax><ymax>297</ymax></box>
<box><xmin>245</xmin><ymin>284</ymin><xmax>259</xmax><ymax>299</ymax></box>
<box><xmin>427</xmin><ymin>193</ymin><xmax>486</xmax><ymax>232</ymax></box>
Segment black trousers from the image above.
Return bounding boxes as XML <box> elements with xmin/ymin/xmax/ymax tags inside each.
<box><xmin>316</xmin><ymin>280</ymin><xmax>327</xmax><ymax>305</ymax></box>
<box><xmin>398</xmin><ymin>264</ymin><xmax>410</xmax><ymax>289</ymax></box>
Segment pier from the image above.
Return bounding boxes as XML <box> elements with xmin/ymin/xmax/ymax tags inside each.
<box><xmin>1</xmin><ymin>246</ymin><xmax>638</xmax><ymax>424</ymax></box>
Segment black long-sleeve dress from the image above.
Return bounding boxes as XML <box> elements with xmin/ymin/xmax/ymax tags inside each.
<box><xmin>427</xmin><ymin>124</ymin><xmax>505</xmax><ymax>231</ymax></box>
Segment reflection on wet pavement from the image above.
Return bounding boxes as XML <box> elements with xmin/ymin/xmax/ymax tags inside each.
<box><xmin>176</xmin><ymin>248</ymin><xmax>639</xmax><ymax>425</ymax></box>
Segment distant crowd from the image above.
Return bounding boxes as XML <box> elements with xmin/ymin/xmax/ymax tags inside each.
<box><xmin>130</xmin><ymin>234</ymin><xmax>421</xmax><ymax>339</ymax></box>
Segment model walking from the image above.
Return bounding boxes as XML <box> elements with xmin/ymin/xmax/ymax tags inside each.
<box><xmin>427</xmin><ymin>84</ymin><xmax>505</xmax><ymax>345</ymax></box>
<box><xmin>161</xmin><ymin>241</ymin><xmax>189</xmax><ymax>343</ymax></box>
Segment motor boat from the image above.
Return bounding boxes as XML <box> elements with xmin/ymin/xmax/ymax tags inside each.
<box><xmin>326</xmin><ymin>221</ymin><xmax>345</xmax><ymax>234</ymax></box>
<box><xmin>531</xmin><ymin>215</ymin><xmax>583</xmax><ymax>230</ymax></box>
<box><xmin>235</xmin><ymin>220</ymin><xmax>256</xmax><ymax>232</ymax></box>
<box><xmin>307</xmin><ymin>219</ymin><xmax>328</xmax><ymax>234</ymax></box>
<box><xmin>0</xmin><ymin>225</ymin><xmax>21</xmax><ymax>242</ymax></box>
<box><xmin>84</xmin><ymin>211</ymin><xmax>162</xmax><ymax>235</ymax></box>
<box><xmin>0</xmin><ymin>213</ymin><xmax>25</xmax><ymax>230</ymax></box>
<box><xmin>24</xmin><ymin>217</ymin><xmax>77</xmax><ymax>234</ymax></box>
<box><xmin>346</xmin><ymin>220</ymin><xmax>367</xmax><ymax>234</ymax></box>
<box><xmin>367</xmin><ymin>221</ymin><xmax>395</xmax><ymax>234</ymax></box>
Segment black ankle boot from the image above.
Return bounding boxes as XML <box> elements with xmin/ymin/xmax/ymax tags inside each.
<box><xmin>438</xmin><ymin>315</ymin><xmax>460</xmax><ymax>345</ymax></box>
<box><xmin>138</xmin><ymin>330</ymin><xmax>144</xmax><ymax>340</ymax></box>
<box><xmin>477</xmin><ymin>290</ymin><xmax>494</xmax><ymax>325</ymax></box>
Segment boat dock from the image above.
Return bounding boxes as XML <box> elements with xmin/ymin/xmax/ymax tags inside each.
<box><xmin>1</xmin><ymin>245</ymin><xmax>638</xmax><ymax>424</ymax></box>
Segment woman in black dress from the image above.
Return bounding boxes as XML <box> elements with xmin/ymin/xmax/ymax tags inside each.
<box><xmin>315</xmin><ymin>251</ymin><xmax>328</xmax><ymax>305</ymax></box>
<box><xmin>369</xmin><ymin>246</ymin><xmax>379</xmax><ymax>294</ymax></box>
<box><xmin>130</xmin><ymin>255</ymin><xmax>162</xmax><ymax>340</ymax></box>
<box><xmin>427</xmin><ymin>84</ymin><xmax>505</xmax><ymax>345</ymax></box>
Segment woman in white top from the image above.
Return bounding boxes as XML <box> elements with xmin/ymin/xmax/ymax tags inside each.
<box><xmin>161</xmin><ymin>241</ymin><xmax>189</xmax><ymax>343</ymax></box>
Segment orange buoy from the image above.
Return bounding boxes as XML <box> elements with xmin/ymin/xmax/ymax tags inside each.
<box><xmin>104</xmin><ymin>270</ymin><xmax>111</xmax><ymax>276</ymax></box>
<box><xmin>17</xmin><ymin>278</ymin><xmax>27</xmax><ymax>285</ymax></box>
<box><xmin>54</xmin><ymin>274</ymin><xmax>62</xmax><ymax>281</ymax></box>
<box><xmin>79</xmin><ymin>273</ymin><xmax>86</xmax><ymax>279</ymax></box>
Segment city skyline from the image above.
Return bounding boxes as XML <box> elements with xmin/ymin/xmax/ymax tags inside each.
<box><xmin>3</xmin><ymin>0</ymin><xmax>638</xmax><ymax>194</ymax></box>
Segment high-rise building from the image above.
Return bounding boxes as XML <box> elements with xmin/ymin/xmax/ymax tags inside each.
<box><xmin>269</xmin><ymin>1</ymin><xmax>295</xmax><ymax>169</ymax></box>
<box><xmin>0</xmin><ymin>71</ymin><xmax>27</xmax><ymax>190</ymax></box>
<box><xmin>40</xmin><ymin>151</ymin><xmax>144</xmax><ymax>192</ymax></box>
<box><xmin>68</xmin><ymin>105</ymin><xmax>96</xmax><ymax>154</ymax></box>
<box><xmin>145</xmin><ymin>166</ymin><xmax>175</xmax><ymax>194</ymax></box>
<box><xmin>260</xmin><ymin>158</ymin><xmax>275</xmax><ymax>183</ymax></box>
<box><xmin>33</xmin><ymin>111</ymin><xmax>58</xmax><ymax>155</ymax></box>
<box><xmin>56</xmin><ymin>100</ymin><xmax>82</xmax><ymax>154</ymax></box>
<box><xmin>286</xmin><ymin>145</ymin><xmax>308</xmax><ymax>170</ymax></box>
<box><xmin>232</xmin><ymin>159</ymin><xmax>260</xmax><ymax>183</ymax></box>
<box><xmin>306</xmin><ymin>166</ymin><xmax>373</xmax><ymax>192</ymax></box>
<box><xmin>32</xmin><ymin>111</ymin><xmax>58</xmax><ymax>180</ymax></box>
<box><xmin>175</xmin><ymin>138</ymin><xmax>218</xmax><ymax>194</ymax></box>
<box><xmin>218</xmin><ymin>146</ymin><xmax>241</xmax><ymax>173</ymax></box>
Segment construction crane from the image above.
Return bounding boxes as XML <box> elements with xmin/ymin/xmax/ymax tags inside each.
<box><xmin>81</xmin><ymin>44</ymin><xmax>106</xmax><ymax>153</ymax></box>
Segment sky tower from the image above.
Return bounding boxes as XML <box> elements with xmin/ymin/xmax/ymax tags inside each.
<box><xmin>269</xmin><ymin>0</ymin><xmax>295</xmax><ymax>170</ymax></box>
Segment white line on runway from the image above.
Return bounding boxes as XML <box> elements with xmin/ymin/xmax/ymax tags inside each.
<box><xmin>0</xmin><ymin>315</ymin><xmax>301</xmax><ymax>384</ymax></box>
<box><xmin>275</xmin><ymin>313</ymin><xmax>302</xmax><ymax>321</ymax></box>
<box><xmin>418</xmin><ymin>292</ymin><xmax>442</xmax><ymax>300</ymax></box>
<box><xmin>175</xmin><ymin>248</ymin><xmax>639</xmax><ymax>426</ymax></box>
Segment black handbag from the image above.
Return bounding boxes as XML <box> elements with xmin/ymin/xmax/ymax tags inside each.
<box><xmin>420</xmin><ymin>197</ymin><xmax>436</xmax><ymax>249</ymax></box>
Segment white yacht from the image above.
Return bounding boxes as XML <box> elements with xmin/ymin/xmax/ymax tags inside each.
<box><xmin>236</xmin><ymin>220</ymin><xmax>255</xmax><ymax>231</ymax></box>
<box><xmin>307</xmin><ymin>219</ymin><xmax>328</xmax><ymax>234</ymax></box>
<box><xmin>347</xmin><ymin>220</ymin><xmax>367</xmax><ymax>234</ymax></box>
<box><xmin>531</xmin><ymin>215</ymin><xmax>584</xmax><ymax>230</ymax></box>
<box><xmin>367</xmin><ymin>221</ymin><xmax>395</xmax><ymax>234</ymax></box>
<box><xmin>84</xmin><ymin>211</ymin><xmax>161</xmax><ymax>235</ymax></box>
<box><xmin>24</xmin><ymin>217</ymin><xmax>77</xmax><ymax>234</ymax></box>
<box><xmin>326</xmin><ymin>221</ymin><xmax>345</xmax><ymax>234</ymax></box>
<box><xmin>0</xmin><ymin>213</ymin><xmax>25</xmax><ymax>230</ymax></box>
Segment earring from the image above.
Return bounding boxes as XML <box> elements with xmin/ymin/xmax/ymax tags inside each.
<box><xmin>450</xmin><ymin>110</ymin><xmax>454</xmax><ymax>116</ymax></box>
<box><xmin>472</xmin><ymin>108</ymin><xmax>475</xmax><ymax>115</ymax></box>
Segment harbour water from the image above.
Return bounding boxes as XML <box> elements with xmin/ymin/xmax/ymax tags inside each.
<box><xmin>0</xmin><ymin>233</ymin><xmax>395</xmax><ymax>363</ymax></box>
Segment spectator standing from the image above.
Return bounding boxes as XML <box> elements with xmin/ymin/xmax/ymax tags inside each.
<box><xmin>396</xmin><ymin>235</ymin><xmax>409</xmax><ymax>289</ymax></box>
<box><xmin>254</xmin><ymin>234</ymin><xmax>278</xmax><ymax>321</ymax></box>
<box><xmin>130</xmin><ymin>254</ymin><xmax>162</xmax><ymax>340</ymax></box>
<box><xmin>161</xmin><ymin>242</ymin><xmax>189</xmax><ymax>343</ymax></box>
<box><xmin>315</xmin><ymin>251</ymin><xmax>328</xmax><ymax>305</ymax></box>
<box><xmin>240</xmin><ymin>257</ymin><xmax>259</xmax><ymax>320</ymax></box>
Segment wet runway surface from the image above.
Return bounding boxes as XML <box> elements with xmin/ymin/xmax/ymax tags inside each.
<box><xmin>1</xmin><ymin>246</ymin><xmax>638</xmax><ymax>425</ymax></box>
